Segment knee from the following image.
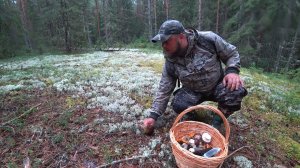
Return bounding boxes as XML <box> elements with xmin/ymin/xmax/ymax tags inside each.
<box><xmin>218</xmin><ymin>87</ymin><xmax>248</xmax><ymax>117</ymax></box>
<box><xmin>172</xmin><ymin>100</ymin><xmax>188</xmax><ymax>114</ymax></box>
<box><xmin>171</xmin><ymin>88</ymin><xmax>200</xmax><ymax>114</ymax></box>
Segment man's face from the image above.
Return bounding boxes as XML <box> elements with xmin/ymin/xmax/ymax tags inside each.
<box><xmin>162</xmin><ymin>35</ymin><xmax>182</xmax><ymax>57</ymax></box>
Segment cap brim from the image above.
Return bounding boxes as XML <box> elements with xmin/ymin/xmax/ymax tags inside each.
<box><xmin>151</xmin><ymin>34</ymin><xmax>171</xmax><ymax>43</ymax></box>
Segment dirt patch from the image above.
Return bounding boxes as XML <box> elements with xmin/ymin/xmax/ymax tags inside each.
<box><xmin>1</xmin><ymin>89</ymin><xmax>299</xmax><ymax>167</ymax></box>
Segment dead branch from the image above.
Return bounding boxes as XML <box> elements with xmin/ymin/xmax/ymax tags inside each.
<box><xmin>100</xmin><ymin>48</ymin><xmax>126</xmax><ymax>52</ymax></box>
<box><xmin>0</xmin><ymin>125</ymin><xmax>15</xmax><ymax>134</ymax></box>
<box><xmin>97</xmin><ymin>154</ymin><xmax>157</xmax><ymax>168</ymax></box>
<box><xmin>1</xmin><ymin>103</ymin><xmax>41</xmax><ymax>126</ymax></box>
<box><xmin>218</xmin><ymin>145</ymin><xmax>252</xmax><ymax>168</ymax></box>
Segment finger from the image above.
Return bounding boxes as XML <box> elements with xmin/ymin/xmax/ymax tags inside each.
<box><xmin>235</xmin><ymin>80</ymin><xmax>240</xmax><ymax>90</ymax></box>
<box><xmin>222</xmin><ymin>77</ymin><xmax>227</xmax><ymax>86</ymax></box>
<box><xmin>227</xmin><ymin>78</ymin><xmax>232</xmax><ymax>90</ymax></box>
<box><xmin>143</xmin><ymin>120</ymin><xmax>151</xmax><ymax>126</ymax></box>
<box><xmin>230</xmin><ymin>80</ymin><xmax>237</xmax><ymax>91</ymax></box>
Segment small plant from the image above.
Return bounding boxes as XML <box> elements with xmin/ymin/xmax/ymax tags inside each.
<box><xmin>6</xmin><ymin>162</ymin><xmax>18</xmax><ymax>168</ymax></box>
<box><xmin>56</xmin><ymin>110</ymin><xmax>73</xmax><ymax>128</ymax></box>
<box><xmin>51</xmin><ymin>134</ymin><xmax>64</xmax><ymax>144</ymax></box>
<box><xmin>5</xmin><ymin>137</ymin><xmax>16</xmax><ymax>148</ymax></box>
<box><xmin>74</xmin><ymin>115</ymin><xmax>87</xmax><ymax>124</ymax></box>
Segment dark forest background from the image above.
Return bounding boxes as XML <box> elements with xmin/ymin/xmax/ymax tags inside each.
<box><xmin>0</xmin><ymin>0</ymin><xmax>299</xmax><ymax>73</ymax></box>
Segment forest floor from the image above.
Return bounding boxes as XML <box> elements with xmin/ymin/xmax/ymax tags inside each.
<box><xmin>0</xmin><ymin>49</ymin><xmax>299</xmax><ymax>168</ymax></box>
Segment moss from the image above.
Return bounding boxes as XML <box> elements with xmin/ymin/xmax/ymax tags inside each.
<box><xmin>138</xmin><ymin>59</ymin><xmax>164</xmax><ymax>74</ymax></box>
<box><xmin>42</xmin><ymin>78</ymin><xmax>54</xmax><ymax>86</ymax></box>
<box><xmin>243</xmin><ymin>92</ymin><xmax>265</xmax><ymax>112</ymax></box>
<box><xmin>277</xmin><ymin>135</ymin><xmax>300</xmax><ymax>161</ymax></box>
<box><xmin>129</xmin><ymin>92</ymin><xmax>153</xmax><ymax>109</ymax></box>
<box><xmin>56</xmin><ymin>110</ymin><xmax>74</xmax><ymax>128</ymax></box>
<box><xmin>65</xmin><ymin>96</ymin><xmax>85</xmax><ymax>109</ymax></box>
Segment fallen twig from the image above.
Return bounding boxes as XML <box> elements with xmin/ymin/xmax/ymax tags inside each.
<box><xmin>97</xmin><ymin>154</ymin><xmax>157</xmax><ymax>168</ymax></box>
<box><xmin>0</xmin><ymin>125</ymin><xmax>15</xmax><ymax>134</ymax></box>
<box><xmin>218</xmin><ymin>145</ymin><xmax>252</xmax><ymax>168</ymax></box>
<box><xmin>1</xmin><ymin>103</ymin><xmax>41</xmax><ymax>126</ymax></box>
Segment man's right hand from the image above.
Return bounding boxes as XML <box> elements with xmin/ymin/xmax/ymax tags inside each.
<box><xmin>141</xmin><ymin>118</ymin><xmax>155</xmax><ymax>135</ymax></box>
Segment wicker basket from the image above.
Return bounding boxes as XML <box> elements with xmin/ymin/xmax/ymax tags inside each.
<box><xmin>170</xmin><ymin>105</ymin><xmax>230</xmax><ymax>168</ymax></box>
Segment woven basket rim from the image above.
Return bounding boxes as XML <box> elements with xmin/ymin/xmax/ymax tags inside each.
<box><xmin>170</xmin><ymin>121</ymin><xmax>228</xmax><ymax>159</ymax></box>
<box><xmin>169</xmin><ymin>105</ymin><xmax>230</xmax><ymax>167</ymax></box>
<box><xmin>171</xmin><ymin>105</ymin><xmax>230</xmax><ymax>143</ymax></box>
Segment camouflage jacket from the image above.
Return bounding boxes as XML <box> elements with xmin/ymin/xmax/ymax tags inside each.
<box><xmin>149</xmin><ymin>30</ymin><xmax>241</xmax><ymax>120</ymax></box>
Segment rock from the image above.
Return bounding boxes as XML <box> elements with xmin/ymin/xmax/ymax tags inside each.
<box><xmin>233</xmin><ymin>155</ymin><xmax>253</xmax><ymax>168</ymax></box>
<box><xmin>135</xmin><ymin>128</ymin><xmax>141</xmax><ymax>135</ymax></box>
<box><xmin>83</xmin><ymin>160</ymin><xmax>97</xmax><ymax>168</ymax></box>
<box><xmin>273</xmin><ymin>164</ymin><xmax>287</xmax><ymax>168</ymax></box>
<box><xmin>78</xmin><ymin>125</ymin><xmax>89</xmax><ymax>133</ymax></box>
<box><xmin>228</xmin><ymin>111</ymin><xmax>249</xmax><ymax>129</ymax></box>
<box><xmin>149</xmin><ymin>138</ymin><xmax>161</xmax><ymax>149</ymax></box>
<box><xmin>266</xmin><ymin>162</ymin><xmax>272</xmax><ymax>168</ymax></box>
<box><xmin>158</xmin><ymin>151</ymin><xmax>164</xmax><ymax>158</ymax></box>
<box><xmin>93</xmin><ymin>118</ymin><xmax>104</xmax><ymax>125</ymax></box>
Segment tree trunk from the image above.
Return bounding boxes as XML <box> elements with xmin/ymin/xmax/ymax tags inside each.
<box><xmin>103</xmin><ymin>0</ymin><xmax>109</xmax><ymax>44</ymax></box>
<box><xmin>17</xmin><ymin>0</ymin><xmax>32</xmax><ymax>50</ymax></box>
<box><xmin>164</xmin><ymin>0</ymin><xmax>169</xmax><ymax>19</ymax></box>
<box><xmin>274</xmin><ymin>42</ymin><xmax>284</xmax><ymax>73</ymax></box>
<box><xmin>285</xmin><ymin>29</ymin><xmax>298</xmax><ymax>71</ymax></box>
<box><xmin>147</xmin><ymin>0</ymin><xmax>152</xmax><ymax>40</ymax></box>
<box><xmin>60</xmin><ymin>0</ymin><xmax>71</xmax><ymax>52</ymax></box>
<box><xmin>95</xmin><ymin>0</ymin><xmax>101</xmax><ymax>39</ymax></box>
<box><xmin>216</xmin><ymin>0</ymin><xmax>220</xmax><ymax>33</ymax></box>
<box><xmin>83</xmin><ymin>0</ymin><xmax>92</xmax><ymax>47</ymax></box>
<box><xmin>197</xmin><ymin>0</ymin><xmax>202</xmax><ymax>30</ymax></box>
<box><xmin>153</xmin><ymin>0</ymin><xmax>157</xmax><ymax>33</ymax></box>
<box><xmin>44</xmin><ymin>0</ymin><xmax>54</xmax><ymax>38</ymax></box>
<box><xmin>238</xmin><ymin>0</ymin><xmax>244</xmax><ymax>29</ymax></box>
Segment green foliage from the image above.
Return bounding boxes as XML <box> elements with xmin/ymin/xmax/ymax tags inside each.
<box><xmin>6</xmin><ymin>162</ymin><xmax>18</xmax><ymax>168</ymax></box>
<box><xmin>5</xmin><ymin>137</ymin><xmax>16</xmax><ymax>148</ymax></box>
<box><xmin>0</xmin><ymin>0</ymin><xmax>299</xmax><ymax>73</ymax></box>
<box><xmin>51</xmin><ymin>134</ymin><xmax>64</xmax><ymax>144</ymax></box>
<box><xmin>74</xmin><ymin>115</ymin><xmax>87</xmax><ymax>124</ymax></box>
<box><xmin>56</xmin><ymin>110</ymin><xmax>74</xmax><ymax>128</ymax></box>
<box><xmin>287</xmin><ymin>68</ymin><xmax>300</xmax><ymax>82</ymax></box>
<box><xmin>278</xmin><ymin>135</ymin><xmax>300</xmax><ymax>161</ymax></box>
<box><xmin>32</xmin><ymin>158</ymin><xmax>43</xmax><ymax>168</ymax></box>
<box><xmin>11</xmin><ymin>118</ymin><xmax>25</xmax><ymax>128</ymax></box>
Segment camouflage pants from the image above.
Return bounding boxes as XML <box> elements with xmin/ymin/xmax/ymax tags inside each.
<box><xmin>171</xmin><ymin>82</ymin><xmax>248</xmax><ymax>118</ymax></box>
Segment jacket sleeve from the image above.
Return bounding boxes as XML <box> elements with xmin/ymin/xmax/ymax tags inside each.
<box><xmin>206</xmin><ymin>31</ymin><xmax>241</xmax><ymax>73</ymax></box>
<box><xmin>148</xmin><ymin>62</ymin><xmax>177</xmax><ymax>120</ymax></box>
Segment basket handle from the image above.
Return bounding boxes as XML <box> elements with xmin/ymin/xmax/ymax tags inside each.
<box><xmin>171</xmin><ymin>105</ymin><xmax>230</xmax><ymax>143</ymax></box>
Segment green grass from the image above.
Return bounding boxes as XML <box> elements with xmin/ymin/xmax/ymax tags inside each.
<box><xmin>56</xmin><ymin>110</ymin><xmax>74</xmax><ymax>128</ymax></box>
<box><xmin>240</xmin><ymin>67</ymin><xmax>300</xmax><ymax>162</ymax></box>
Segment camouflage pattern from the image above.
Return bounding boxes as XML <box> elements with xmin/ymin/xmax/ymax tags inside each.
<box><xmin>171</xmin><ymin>82</ymin><xmax>247</xmax><ymax>118</ymax></box>
<box><xmin>149</xmin><ymin>30</ymin><xmax>246</xmax><ymax>119</ymax></box>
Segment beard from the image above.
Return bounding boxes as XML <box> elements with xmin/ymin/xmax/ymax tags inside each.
<box><xmin>163</xmin><ymin>41</ymin><xmax>187</xmax><ymax>58</ymax></box>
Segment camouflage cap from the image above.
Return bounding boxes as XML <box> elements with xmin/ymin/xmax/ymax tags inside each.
<box><xmin>151</xmin><ymin>20</ymin><xmax>185</xmax><ymax>43</ymax></box>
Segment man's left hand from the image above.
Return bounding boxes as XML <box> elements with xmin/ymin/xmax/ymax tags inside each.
<box><xmin>222</xmin><ymin>73</ymin><xmax>244</xmax><ymax>91</ymax></box>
